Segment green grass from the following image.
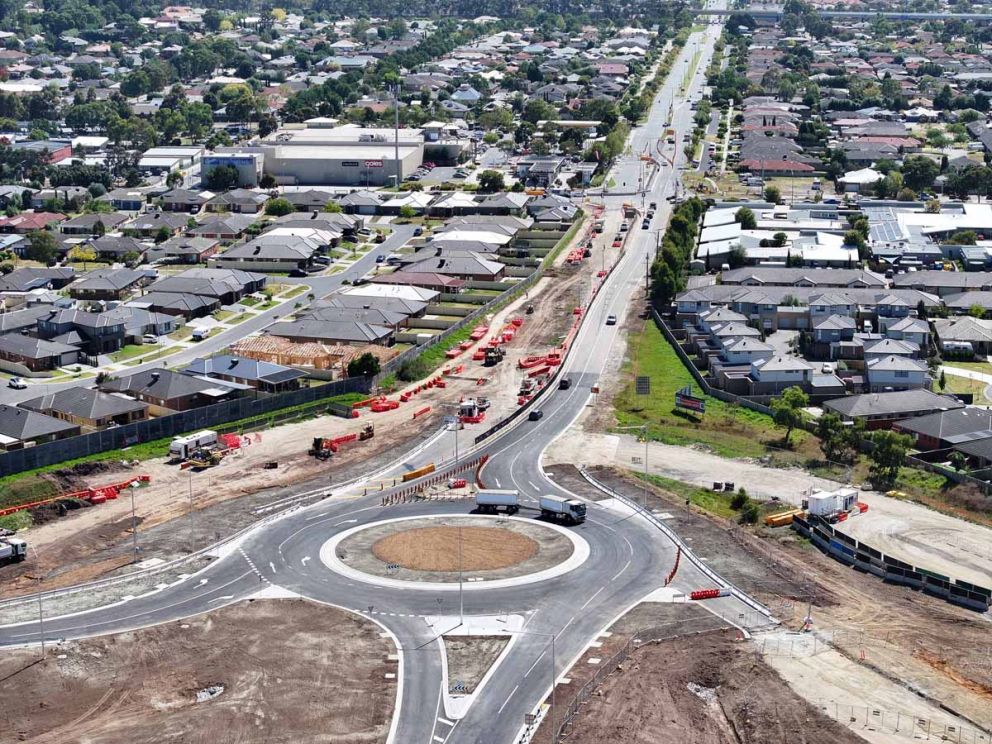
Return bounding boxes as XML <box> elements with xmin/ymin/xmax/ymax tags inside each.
<box><xmin>943</xmin><ymin>360</ymin><xmax>992</xmax><ymax>373</ymax></box>
<box><xmin>0</xmin><ymin>510</ymin><xmax>33</xmax><ymax>532</ymax></box>
<box><xmin>109</xmin><ymin>344</ymin><xmax>153</xmax><ymax>363</ymax></box>
<box><xmin>634</xmin><ymin>472</ymin><xmax>737</xmax><ymax>519</ymax></box>
<box><xmin>122</xmin><ymin>345</ymin><xmax>181</xmax><ymax>367</ymax></box>
<box><xmin>940</xmin><ymin>374</ymin><xmax>992</xmax><ymax>405</ymax></box>
<box><xmin>281</xmin><ymin>285</ymin><xmax>308</xmax><ymax>299</ymax></box>
<box><xmin>615</xmin><ymin>321</ymin><xmax>812</xmax><ymax>460</ymax></box>
<box><xmin>228</xmin><ymin>313</ymin><xmax>251</xmax><ymax>324</ymax></box>
<box><xmin>169</xmin><ymin>326</ymin><xmax>194</xmax><ymax>341</ymax></box>
<box><xmin>213</xmin><ymin>310</ymin><xmax>235</xmax><ymax>322</ymax></box>
<box><xmin>239</xmin><ymin>296</ymin><xmax>261</xmax><ymax>307</ymax></box>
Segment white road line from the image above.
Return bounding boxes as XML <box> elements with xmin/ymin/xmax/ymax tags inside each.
<box><xmin>497</xmin><ymin>685</ymin><xmax>519</xmax><ymax>714</ymax></box>
<box><xmin>580</xmin><ymin>587</ymin><xmax>604</xmax><ymax>611</ymax></box>
<box><xmin>433</xmin><ymin>736</ymin><xmax>445</xmax><ymax>743</ymax></box>
<box><xmin>556</xmin><ymin>615</ymin><xmax>575</xmax><ymax>639</ymax></box>
<box><xmin>301</xmin><ymin>556</ymin><xmax>311</xmax><ymax>567</ymax></box>
<box><xmin>493</xmin><ymin>477</ymin><xmax>501</xmax><ymax>487</ymax></box>
<box><xmin>437</xmin><ymin>717</ymin><xmax>454</xmax><ymax>727</ymax></box>
<box><xmin>524</xmin><ymin>650</ymin><xmax>547</xmax><ymax>678</ymax></box>
<box><xmin>208</xmin><ymin>595</ymin><xmax>235</xmax><ymax>604</ymax></box>
<box><xmin>611</xmin><ymin>559</ymin><xmax>631</xmax><ymax>581</ymax></box>
<box><xmin>527</xmin><ymin>480</ymin><xmax>538</xmax><ymax>491</ymax></box>
<box><xmin>268</xmin><ymin>561</ymin><xmax>277</xmax><ymax>574</ymax></box>
<box><xmin>335</xmin><ymin>518</ymin><xmax>358</xmax><ymax>526</ymax></box>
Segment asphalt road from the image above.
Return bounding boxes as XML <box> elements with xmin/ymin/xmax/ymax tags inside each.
<box><xmin>0</xmin><ymin>15</ymin><xmax>754</xmax><ymax>744</ymax></box>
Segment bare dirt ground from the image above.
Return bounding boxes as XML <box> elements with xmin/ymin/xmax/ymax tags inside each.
<box><xmin>0</xmin><ymin>225</ymin><xmax>612</xmax><ymax>598</ymax></box>
<box><xmin>443</xmin><ymin>635</ymin><xmax>508</xmax><ymax>694</ymax></box>
<box><xmin>371</xmin><ymin>526</ymin><xmax>538</xmax><ymax>572</ymax></box>
<box><xmin>0</xmin><ymin>599</ymin><xmax>396</xmax><ymax>744</ymax></box>
<box><xmin>563</xmin><ymin>628</ymin><xmax>867</xmax><ymax>744</ymax></box>
<box><xmin>585</xmin><ymin>469</ymin><xmax>992</xmax><ymax>734</ymax></box>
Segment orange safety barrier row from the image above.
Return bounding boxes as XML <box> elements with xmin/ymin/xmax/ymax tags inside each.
<box><xmin>0</xmin><ymin>475</ymin><xmax>152</xmax><ymax>517</ymax></box>
<box><xmin>527</xmin><ymin>366</ymin><xmax>551</xmax><ymax>379</ymax></box>
<box><xmin>413</xmin><ymin>406</ymin><xmax>431</xmax><ymax>419</ymax></box>
<box><xmin>690</xmin><ymin>588</ymin><xmax>722</xmax><ymax>601</ymax></box>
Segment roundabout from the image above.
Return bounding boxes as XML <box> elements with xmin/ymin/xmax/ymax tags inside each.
<box><xmin>321</xmin><ymin>514</ymin><xmax>589</xmax><ymax>590</ymax></box>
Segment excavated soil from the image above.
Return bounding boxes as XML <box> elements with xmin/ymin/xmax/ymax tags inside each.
<box><xmin>0</xmin><ymin>599</ymin><xmax>396</xmax><ymax>744</ymax></box>
<box><xmin>563</xmin><ymin>629</ymin><xmax>866</xmax><ymax>744</ymax></box>
<box><xmin>372</xmin><ymin>526</ymin><xmax>538</xmax><ymax>572</ymax></box>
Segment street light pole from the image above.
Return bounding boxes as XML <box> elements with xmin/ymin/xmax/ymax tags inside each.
<box><xmin>129</xmin><ymin>482</ymin><xmax>139</xmax><ymax>562</ymax></box>
<box><xmin>37</xmin><ymin>597</ymin><xmax>44</xmax><ymax>658</ymax></box>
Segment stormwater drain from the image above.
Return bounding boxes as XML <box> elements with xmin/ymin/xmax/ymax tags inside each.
<box><xmin>196</xmin><ymin>685</ymin><xmax>225</xmax><ymax>703</ymax></box>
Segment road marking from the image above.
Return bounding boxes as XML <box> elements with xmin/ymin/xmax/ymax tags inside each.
<box><xmin>335</xmin><ymin>518</ymin><xmax>358</xmax><ymax>526</ymax></box>
<box><xmin>437</xmin><ymin>717</ymin><xmax>454</xmax><ymax>727</ymax></box>
<box><xmin>556</xmin><ymin>615</ymin><xmax>575</xmax><ymax>639</ymax></box>
<box><xmin>497</xmin><ymin>685</ymin><xmax>519</xmax><ymax>714</ymax></box>
<box><xmin>580</xmin><ymin>587</ymin><xmax>604</xmax><ymax>610</ymax></box>
<box><xmin>524</xmin><ymin>650</ymin><xmax>547</xmax><ymax>677</ymax></box>
<box><xmin>611</xmin><ymin>559</ymin><xmax>631</xmax><ymax>581</ymax></box>
<box><xmin>433</xmin><ymin>737</ymin><xmax>445</xmax><ymax>743</ymax></box>
<box><xmin>269</xmin><ymin>561</ymin><xmax>277</xmax><ymax>574</ymax></box>
<box><xmin>493</xmin><ymin>478</ymin><xmax>501</xmax><ymax>487</ymax></box>
<box><xmin>301</xmin><ymin>556</ymin><xmax>311</xmax><ymax>567</ymax></box>
<box><xmin>208</xmin><ymin>595</ymin><xmax>235</xmax><ymax>604</ymax></box>
<box><xmin>528</xmin><ymin>480</ymin><xmax>538</xmax><ymax>491</ymax></box>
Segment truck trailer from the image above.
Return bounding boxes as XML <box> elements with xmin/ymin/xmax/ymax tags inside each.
<box><xmin>169</xmin><ymin>430</ymin><xmax>218</xmax><ymax>461</ymax></box>
<box><xmin>539</xmin><ymin>494</ymin><xmax>586</xmax><ymax>525</ymax></box>
<box><xmin>0</xmin><ymin>537</ymin><xmax>27</xmax><ymax>565</ymax></box>
<box><xmin>475</xmin><ymin>489</ymin><xmax>520</xmax><ymax>515</ymax></box>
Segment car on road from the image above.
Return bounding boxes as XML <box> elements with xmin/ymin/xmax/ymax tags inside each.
<box><xmin>413</xmin><ymin>227</ymin><xmax>423</xmax><ymax>236</ymax></box>
<box><xmin>606</xmin><ymin>314</ymin><xmax>617</xmax><ymax>325</ymax></box>
<box><xmin>642</xmin><ymin>220</ymin><xmax>650</xmax><ymax>229</ymax></box>
<box><xmin>559</xmin><ymin>378</ymin><xmax>571</xmax><ymax>390</ymax></box>
<box><xmin>7</xmin><ymin>377</ymin><xmax>26</xmax><ymax>389</ymax></box>
<box><xmin>528</xmin><ymin>409</ymin><xmax>544</xmax><ymax>421</ymax></box>
<box><xmin>375</xmin><ymin>255</ymin><xmax>385</xmax><ymax>263</ymax></box>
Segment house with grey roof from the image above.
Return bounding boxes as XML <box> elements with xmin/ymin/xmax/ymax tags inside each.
<box><xmin>20</xmin><ymin>387</ymin><xmax>148</xmax><ymax>429</ymax></box>
<box><xmin>933</xmin><ymin>316</ymin><xmax>992</xmax><ymax>358</ymax></box>
<box><xmin>182</xmin><ymin>354</ymin><xmax>307</xmax><ymax>394</ymax></box>
<box><xmin>0</xmin><ymin>334</ymin><xmax>80</xmax><ymax>372</ymax></box>
<box><xmin>0</xmin><ymin>404</ymin><xmax>80</xmax><ymax>449</ymax></box>
<box><xmin>823</xmin><ymin>389</ymin><xmax>964</xmax><ymax>428</ymax></box>
<box><xmin>267</xmin><ymin>318</ymin><xmax>394</xmax><ymax>346</ymax></box>
<box><xmin>99</xmin><ymin>367</ymin><xmax>242</xmax><ymax>412</ymax></box>
<box><xmin>68</xmin><ymin>268</ymin><xmax>147</xmax><ymax>301</ymax></box>
<box><xmin>864</xmin><ymin>354</ymin><xmax>929</xmax><ymax>392</ymax></box>
<box><xmin>893</xmin><ymin>407</ymin><xmax>992</xmax><ymax>450</ymax></box>
<box><xmin>208</xmin><ymin>234</ymin><xmax>320</xmax><ymax>272</ymax></box>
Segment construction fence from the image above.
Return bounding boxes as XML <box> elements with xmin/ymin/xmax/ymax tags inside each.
<box><xmin>0</xmin><ymin>376</ymin><xmax>370</xmax><ymax>477</ymax></box>
<box><xmin>814</xmin><ymin>702</ymin><xmax>990</xmax><ymax>743</ymax></box>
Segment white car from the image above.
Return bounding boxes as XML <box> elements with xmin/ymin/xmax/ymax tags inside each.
<box><xmin>7</xmin><ymin>377</ymin><xmax>27</xmax><ymax>389</ymax></box>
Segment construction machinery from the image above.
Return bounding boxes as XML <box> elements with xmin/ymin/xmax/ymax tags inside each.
<box><xmin>484</xmin><ymin>346</ymin><xmax>505</xmax><ymax>366</ymax></box>
<box><xmin>475</xmin><ymin>397</ymin><xmax>491</xmax><ymax>411</ymax></box>
<box><xmin>186</xmin><ymin>448</ymin><xmax>223</xmax><ymax>470</ymax></box>
<box><xmin>359</xmin><ymin>422</ymin><xmax>375</xmax><ymax>441</ymax></box>
<box><xmin>0</xmin><ymin>536</ymin><xmax>27</xmax><ymax>565</ymax></box>
<box><xmin>309</xmin><ymin>437</ymin><xmax>335</xmax><ymax>460</ymax></box>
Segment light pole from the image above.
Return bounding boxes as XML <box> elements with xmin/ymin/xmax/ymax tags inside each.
<box><xmin>37</xmin><ymin>597</ymin><xmax>44</xmax><ymax>658</ymax></box>
<box><xmin>129</xmin><ymin>481</ymin><xmax>140</xmax><ymax>562</ymax></box>
<box><xmin>188</xmin><ymin>471</ymin><xmax>194</xmax><ymax>545</ymax></box>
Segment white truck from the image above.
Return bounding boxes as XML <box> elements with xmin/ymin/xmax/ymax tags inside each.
<box><xmin>0</xmin><ymin>536</ymin><xmax>27</xmax><ymax>565</ymax></box>
<box><xmin>169</xmin><ymin>430</ymin><xmax>218</xmax><ymax>461</ymax></box>
<box><xmin>475</xmin><ymin>489</ymin><xmax>520</xmax><ymax>515</ymax></box>
<box><xmin>539</xmin><ymin>495</ymin><xmax>586</xmax><ymax>525</ymax></box>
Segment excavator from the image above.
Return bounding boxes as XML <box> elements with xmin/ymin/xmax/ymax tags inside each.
<box><xmin>309</xmin><ymin>424</ymin><xmax>375</xmax><ymax>460</ymax></box>
<box><xmin>186</xmin><ymin>447</ymin><xmax>223</xmax><ymax>469</ymax></box>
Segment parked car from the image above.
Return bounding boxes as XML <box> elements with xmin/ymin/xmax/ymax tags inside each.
<box><xmin>413</xmin><ymin>227</ymin><xmax>423</xmax><ymax>236</ymax></box>
<box><xmin>375</xmin><ymin>255</ymin><xmax>386</xmax><ymax>263</ymax></box>
<box><xmin>7</xmin><ymin>377</ymin><xmax>26</xmax><ymax>389</ymax></box>
<box><xmin>374</xmin><ymin>233</ymin><xmax>386</xmax><ymax>244</ymax></box>
<box><xmin>141</xmin><ymin>334</ymin><xmax>159</xmax><ymax>344</ymax></box>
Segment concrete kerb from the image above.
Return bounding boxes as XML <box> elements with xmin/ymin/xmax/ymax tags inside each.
<box><xmin>578</xmin><ymin>467</ymin><xmax>776</xmax><ymax>623</ymax></box>
<box><xmin>319</xmin><ymin>514</ymin><xmax>590</xmax><ymax>592</ymax></box>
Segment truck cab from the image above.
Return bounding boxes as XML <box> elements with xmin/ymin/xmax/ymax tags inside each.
<box><xmin>539</xmin><ymin>494</ymin><xmax>586</xmax><ymax>525</ymax></box>
<box><xmin>0</xmin><ymin>537</ymin><xmax>27</xmax><ymax>564</ymax></box>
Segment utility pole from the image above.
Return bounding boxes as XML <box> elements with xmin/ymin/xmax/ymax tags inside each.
<box><xmin>458</xmin><ymin>524</ymin><xmax>464</xmax><ymax>626</ymax></box>
<box><xmin>188</xmin><ymin>472</ymin><xmax>194</xmax><ymax>544</ymax></box>
<box><xmin>645</xmin><ymin>251</ymin><xmax>650</xmax><ymax>296</ymax></box>
<box><xmin>549</xmin><ymin>634</ymin><xmax>557</xmax><ymax>744</ymax></box>
<box><xmin>392</xmin><ymin>84</ymin><xmax>401</xmax><ymax>189</ymax></box>
<box><xmin>130</xmin><ymin>481</ymin><xmax>139</xmax><ymax>562</ymax></box>
<box><xmin>37</xmin><ymin>597</ymin><xmax>44</xmax><ymax>658</ymax></box>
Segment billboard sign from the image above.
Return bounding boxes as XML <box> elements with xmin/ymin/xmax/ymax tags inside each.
<box><xmin>674</xmin><ymin>385</ymin><xmax>705</xmax><ymax>413</ymax></box>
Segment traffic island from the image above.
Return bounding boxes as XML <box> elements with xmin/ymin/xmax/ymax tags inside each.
<box><xmin>322</xmin><ymin>515</ymin><xmax>589</xmax><ymax>590</ymax></box>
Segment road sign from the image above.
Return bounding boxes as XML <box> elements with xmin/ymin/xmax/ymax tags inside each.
<box><xmin>674</xmin><ymin>385</ymin><xmax>705</xmax><ymax>413</ymax></box>
<box><xmin>635</xmin><ymin>376</ymin><xmax>650</xmax><ymax>395</ymax></box>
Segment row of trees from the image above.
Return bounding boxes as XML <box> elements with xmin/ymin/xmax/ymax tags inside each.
<box><xmin>649</xmin><ymin>197</ymin><xmax>705</xmax><ymax>310</ymax></box>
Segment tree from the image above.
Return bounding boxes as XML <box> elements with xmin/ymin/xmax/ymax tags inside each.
<box><xmin>324</xmin><ymin>200</ymin><xmax>343</xmax><ymax>213</ymax></box>
<box><xmin>770</xmin><ymin>385</ymin><xmax>808</xmax><ymax>445</ymax></box>
<box><xmin>734</xmin><ymin>207</ymin><xmax>756</xmax><ymax>229</ymax></box>
<box><xmin>902</xmin><ymin>155</ymin><xmax>939</xmax><ymax>191</ymax></box>
<box><xmin>949</xmin><ymin>230</ymin><xmax>977</xmax><ymax>245</ymax></box>
<box><xmin>939</xmin><ymin>369</ymin><xmax>947</xmax><ymax>390</ymax></box>
<box><xmin>478</xmin><ymin>169</ymin><xmax>505</xmax><ymax>193</ymax></box>
<box><xmin>347</xmin><ymin>352</ymin><xmax>381</xmax><ymax>378</ymax></box>
<box><xmin>764</xmin><ymin>184</ymin><xmax>782</xmax><ymax>204</ymax></box>
<box><xmin>968</xmin><ymin>303</ymin><xmax>986</xmax><ymax>319</ymax></box>
<box><xmin>264</xmin><ymin>197</ymin><xmax>293</xmax><ymax>216</ymax></box>
<box><xmin>165</xmin><ymin>171</ymin><xmax>184</xmax><ymax>189</ymax></box>
<box><xmin>154</xmin><ymin>226</ymin><xmax>172</xmax><ymax>244</ymax></box>
<box><xmin>203</xmin><ymin>9</ymin><xmax>222</xmax><ymax>31</ymax></box>
<box><xmin>26</xmin><ymin>230</ymin><xmax>57</xmax><ymax>264</ymax></box>
<box><xmin>896</xmin><ymin>187</ymin><xmax>916</xmax><ymax>202</ymax></box>
<box><xmin>204</xmin><ymin>164</ymin><xmax>240</xmax><ymax>192</ymax></box>
<box><xmin>817</xmin><ymin>412</ymin><xmax>848</xmax><ymax>462</ymax></box>
<box><xmin>925</xmin><ymin>198</ymin><xmax>941</xmax><ymax>214</ymax></box>
<box><xmin>398</xmin><ymin>205</ymin><xmax>417</xmax><ymax>221</ymax></box>
<box><xmin>868</xmin><ymin>430</ymin><xmax>913</xmax><ymax>487</ymax></box>
<box><xmin>69</xmin><ymin>244</ymin><xmax>97</xmax><ymax>267</ymax></box>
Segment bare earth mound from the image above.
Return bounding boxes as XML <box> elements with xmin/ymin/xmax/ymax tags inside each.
<box><xmin>372</xmin><ymin>526</ymin><xmax>538</xmax><ymax>571</ymax></box>
<box><xmin>0</xmin><ymin>599</ymin><xmax>396</xmax><ymax>744</ymax></box>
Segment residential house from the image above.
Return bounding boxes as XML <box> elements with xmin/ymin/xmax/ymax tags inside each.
<box><xmin>182</xmin><ymin>354</ymin><xmax>307</xmax><ymax>393</ymax></box>
<box><xmin>87</xmin><ymin>235</ymin><xmax>148</xmax><ymax>264</ymax></box>
<box><xmin>68</xmin><ymin>268</ymin><xmax>146</xmax><ymax>302</ymax></box>
<box><xmin>864</xmin><ymin>354</ymin><xmax>930</xmax><ymax>392</ymax></box>
<box><xmin>205</xmin><ymin>189</ymin><xmax>268</xmax><ymax>214</ymax></box>
<box><xmin>187</xmin><ymin>213</ymin><xmax>256</xmax><ymax>242</ymax></box>
<box><xmin>20</xmin><ymin>387</ymin><xmax>148</xmax><ymax>429</ymax></box>
<box><xmin>823</xmin><ymin>389</ymin><xmax>964</xmax><ymax>429</ymax></box>
<box><xmin>60</xmin><ymin>213</ymin><xmax>129</xmax><ymax>236</ymax></box>
<box><xmin>0</xmin><ymin>334</ymin><xmax>80</xmax><ymax>372</ymax></box>
<box><xmin>99</xmin><ymin>367</ymin><xmax>242</xmax><ymax>412</ymax></box>
<box><xmin>125</xmin><ymin>211</ymin><xmax>188</xmax><ymax>238</ymax></box>
<box><xmin>36</xmin><ymin>308</ymin><xmax>126</xmax><ymax>355</ymax></box>
<box><xmin>893</xmin><ymin>407</ymin><xmax>992</xmax><ymax>450</ymax></box>
<box><xmin>0</xmin><ymin>404</ymin><xmax>80</xmax><ymax>450</ymax></box>
<box><xmin>160</xmin><ymin>236</ymin><xmax>220</xmax><ymax>264</ymax></box>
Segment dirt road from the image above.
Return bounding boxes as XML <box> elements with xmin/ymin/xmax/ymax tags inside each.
<box><xmin>0</xmin><ymin>599</ymin><xmax>396</xmax><ymax>744</ymax></box>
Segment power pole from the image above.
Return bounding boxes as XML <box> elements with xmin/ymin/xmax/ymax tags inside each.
<box><xmin>392</xmin><ymin>84</ymin><xmax>401</xmax><ymax>188</ymax></box>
